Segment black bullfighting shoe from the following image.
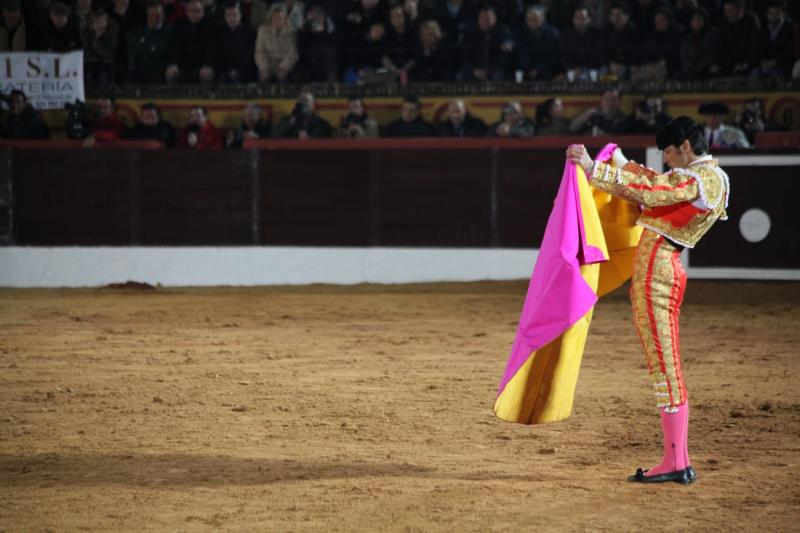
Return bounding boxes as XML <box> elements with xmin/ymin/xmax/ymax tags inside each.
<box><xmin>686</xmin><ymin>465</ymin><xmax>698</xmax><ymax>482</ymax></box>
<box><xmin>627</xmin><ymin>467</ymin><xmax>692</xmax><ymax>484</ymax></box>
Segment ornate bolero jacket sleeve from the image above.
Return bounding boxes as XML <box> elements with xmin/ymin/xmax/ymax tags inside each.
<box><xmin>589</xmin><ymin>160</ymin><xmax>700</xmax><ymax>208</ymax></box>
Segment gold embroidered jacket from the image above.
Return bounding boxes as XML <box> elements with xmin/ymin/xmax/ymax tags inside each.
<box><xmin>589</xmin><ymin>155</ymin><xmax>729</xmax><ymax>248</ymax></box>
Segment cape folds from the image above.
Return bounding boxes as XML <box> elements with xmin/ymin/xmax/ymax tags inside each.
<box><xmin>494</xmin><ymin>144</ymin><xmax>643</xmax><ymax>424</ymax></box>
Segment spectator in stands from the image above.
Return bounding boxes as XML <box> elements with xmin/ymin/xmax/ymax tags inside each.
<box><xmin>409</xmin><ymin>19</ymin><xmax>454</xmax><ymax>82</ymax></box>
<box><xmin>535</xmin><ymin>97</ymin><xmax>570</xmax><ymax>136</ymax></box>
<box><xmin>699</xmin><ymin>101</ymin><xmax>750</xmax><ymax>149</ymax></box>
<box><xmin>641</xmin><ymin>7</ymin><xmax>683</xmax><ymax>79</ymax></box>
<box><xmin>342</xmin><ymin>0</ymin><xmax>390</xmax><ymax>79</ymax></box>
<box><xmin>82</xmin><ymin>8</ymin><xmax>118</xmax><ymax>87</ymax></box>
<box><xmin>0</xmin><ymin>90</ymin><xmax>50</xmax><ymax>139</ymax></box>
<box><xmin>0</xmin><ymin>0</ymin><xmax>28</xmax><ymax>51</ymax></box>
<box><xmin>216</xmin><ymin>2</ymin><xmax>256</xmax><ymax>84</ymax></box>
<box><xmin>618</xmin><ymin>99</ymin><xmax>669</xmax><ymax>134</ymax></box>
<box><xmin>73</xmin><ymin>0</ymin><xmax>93</xmax><ymax>31</ymax></box>
<box><xmin>337</xmin><ymin>96</ymin><xmax>379</xmax><ymax>138</ymax></box>
<box><xmin>382</xmin><ymin>5</ymin><xmax>415</xmax><ymax>82</ymax></box>
<box><xmin>433</xmin><ymin>0</ymin><xmax>474</xmax><ymax>51</ymax></box>
<box><xmin>179</xmin><ymin>106</ymin><xmax>224</xmax><ymax>149</ymax></box>
<box><xmin>719</xmin><ymin>0</ymin><xmax>762</xmax><ymax>77</ymax></box>
<box><xmin>439</xmin><ymin>99</ymin><xmax>487</xmax><ymax>137</ymax></box>
<box><xmin>272</xmin><ymin>89</ymin><xmax>333</xmax><ymax>139</ymax></box>
<box><xmin>227</xmin><ymin>102</ymin><xmax>272</xmax><ymax>147</ymax></box>
<box><xmin>83</xmin><ymin>96</ymin><xmax>127</xmax><ymax>147</ymax></box>
<box><xmin>488</xmin><ymin>101</ymin><xmax>535</xmax><ymax>138</ymax></box>
<box><xmin>109</xmin><ymin>0</ymin><xmax>144</xmax><ymax>82</ymax></box>
<box><xmin>295</xmin><ymin>4</ymin><xmax>338</xmax><ymax>82</ymax></box>
<box><xmin>569</xmin><ymin>88</ymin><xmax>626</xmax><ymax>136</ymax></box>
<box><xmin>560</xmin><ymin>6</ymin><xmax>602</xmax><ymax>82</ymax></box>
<box><xmin>735</xmin><ymin>98</ymin><xmax>784</xmax><ymax>145</ymax></box>
<box><xmin>346</xmin><ymin>21</ymin><xmax>387</xmax><ymax>83</ymax></box>
<box><xmin>516</xmin><ymin>5</ymin><xmax>561</xmax><ymax>81</ymax></box>
<box><xmin>127</xmin><ymin>1</ymin><xmax>171</xmax><ymax>84</ymax></box>
<box><xmin>384</xmin><ymin>94</ymin><xmax>436</xmax><ymax>137</ymax></box>
<box><xmin>754</xmin><ymin>1</ymin><xmax>794</xmax><ymax>79</ymax></box>
<box><xmin>165</xmin><ymin>0</ymin><xmax>216</xmax><ymax>84</ymax></box>
<box><xmin>40</xmin><ymin>1</ymin><xmax>81</xmax><ymax>51</ymax></box>
<box><xmin>458</xmin><ymin>7</ymin><xmax>514</xmax><ymax>82</ymax></box>
<box><xmin>125</xmin><ymin>102</ymin><xmax>176</xmax><ymax>148</ymax></box>
<box><xmin>678</xmin><ymin>7</ymin><xmax>721</xmax><ymax>79</ymax></box>
<box><xmin>601</xmin><ymin>1</ymin><xmax>641</xmax><ymax>80</ymax></box>
<box><xmin>255</xmin><ymin>3</ymin><xmax>298</xmax><ymax>83</ymax></box>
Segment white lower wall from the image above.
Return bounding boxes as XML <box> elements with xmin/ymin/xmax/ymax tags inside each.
<box><xmin>0</xmin><ymin>247</ymin><xmax>540</xmax><ymax>287</ymax></box>
<box><xmin>1</xmin><ymin>247</ymin><xmax>797</xmax><ymax>287</ymax></box>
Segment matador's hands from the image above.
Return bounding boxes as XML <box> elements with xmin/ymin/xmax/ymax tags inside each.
<box><xmin>566</xmin><ymin>144</ymin><xmax>593</xmax><ymax>175</ymax></box>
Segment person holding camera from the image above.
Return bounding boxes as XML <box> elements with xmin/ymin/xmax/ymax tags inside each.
<box><xmin>618</xmin><ymin>96</ymin><xmax>672</xmax><ymax>135</ymax></box>
<box><xmin>337</xmin><ymin>96</ymin><xmax>379</xmax><ymax>139</ymax></box>
<box><xmin>272</xmin><ymin>90</ymin><xmax>332</xmax><ymax>139</ymax></box>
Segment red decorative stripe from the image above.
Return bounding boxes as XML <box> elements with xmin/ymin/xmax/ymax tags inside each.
<box><xmin>668</xmin><ymin>251</ymin><xmax>682</xmax><ymax>404</ymax></box>
<box><xmin>645</xmin><ymin>236</ymin><xmax>675</xmax><ymax>404</ymax></box>
<box><xmin>626</xmin><ymin>180</ymin><xmax>695</xmax><ymax>192</ymax></box>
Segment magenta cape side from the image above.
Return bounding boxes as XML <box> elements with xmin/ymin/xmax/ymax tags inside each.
<box><xmin>496</xmin><ymin>144</ymin><xmax>619</xmax><ymax>400</ymax></box>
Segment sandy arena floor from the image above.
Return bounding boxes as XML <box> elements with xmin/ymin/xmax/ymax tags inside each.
<box><xmin>0</xmin><ymin>280</ymin><xmax>798</xmax><ymax>531</ymax></box>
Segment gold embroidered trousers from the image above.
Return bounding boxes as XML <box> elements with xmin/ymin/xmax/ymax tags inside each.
<box><xmin>630</xmin><ymin>230</ymin><xmax>688</xmax><ymax>409</ymax></box>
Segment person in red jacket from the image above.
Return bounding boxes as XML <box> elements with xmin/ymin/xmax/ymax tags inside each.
<box><xmin>82</xmin><ymin>96</ymin><xmax>127</xmax><ymax>147</ymax></box>
<box><xmin>179</xmin><ymin>106</ymin><xmax>224</xmax><ymax>149</ymax></box>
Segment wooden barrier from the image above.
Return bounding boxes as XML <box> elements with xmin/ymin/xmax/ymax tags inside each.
<box><xmin>2</xmin><ymin>140</ymin><xmax>798</xmax><ymax>271</ymax></box>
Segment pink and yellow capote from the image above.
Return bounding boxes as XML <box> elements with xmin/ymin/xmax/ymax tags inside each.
<box><xmin>494</xmin><ymin>144</ymin><xmax>643</xmax><ymax>424</ymax></box>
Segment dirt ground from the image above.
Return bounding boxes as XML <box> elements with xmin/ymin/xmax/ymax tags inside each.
<box><xmin>1</xmin><ymin>280</ymin><xmax>798</xmax><ymax>532</ymax></box>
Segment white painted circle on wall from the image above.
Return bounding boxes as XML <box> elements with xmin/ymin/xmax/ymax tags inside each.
<box><xmin>739</xmin><ymin>208</ymin><xmax>771</xmax><ymax>243</ymax></box>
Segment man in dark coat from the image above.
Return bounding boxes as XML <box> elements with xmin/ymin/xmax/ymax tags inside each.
<box><xmin>215</xmin><ymin>2</ymin><xmax>256</xmax><ymax>83</ymax></box>
<box><xmin>439</xmin><ymin>99</ymin><xmax>487</xmax><ymax>137</ymax></box>
<box><xmin>165</xmin><ymin>0</ymin><xmax>216</xmax><ymax>83</ymax></box>
<box><xmin>515</xmin><ymin>5</ymin><xmax>561</xmax><ymax>81</ymax></box>
<box><xmin>40</xmin><ymin>1</ymin><xmax>81</xmax><ymax>51</ymax></box>
<box><xmin>719</xmin><ymin>0</ymin><xmax>762</xmax><ymax>76</ymax></box>
<box><xmin>1</xmin><ymin>90</ymin><xmax>50</xmax><ymax>139</ymax></box>
<box><xmin>601</xmin><ymin>1</ymin><xmax>642</xmax><ymax>79</ymax></box>
<box><xmin>754</xmin><ymin>1</ymin><xmax>794</xmax><ymax>78</ymax></box>
<box><xmin>384</xmin><ymin>95</ymin><xmax>437</xmax><ymax>137</ymax></box>
<box><xmin>272</xmin><ymin>90</ymin><xmax>333</xmax><ymax>139</ymax></box>
<box><xmin>125</xmin><ymin>102</ymin><xmax>176</xmax><ymax>148</ymax></box>
<box><xmin>127</xmin><ymin>1</ymin><xmax>172</xmax><ymax>84</ymax></box>
<box><xmin>560</xmin><ymin>6</ymin><xmax>603</xmax><ymax>81</ymax></box>
<box><xmin>458</xmin><ymin>7</ymin><xmax>514</xmax><ymax>81</ymax></box>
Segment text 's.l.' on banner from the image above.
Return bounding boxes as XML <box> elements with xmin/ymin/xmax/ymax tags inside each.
<box><xmin>0</xmin><ymin>51</ymin><xmax>85</xmax><ymax>110</ymax></box>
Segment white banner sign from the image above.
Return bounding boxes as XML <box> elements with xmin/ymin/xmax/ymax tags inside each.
<box><xmin>0</xmin><ymin>51</ymin><xmax>85</xmax><ymax>110</ymax></box>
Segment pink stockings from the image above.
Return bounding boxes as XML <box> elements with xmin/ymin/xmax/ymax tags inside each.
<box><xmin>645</xmin><ymin>401</ymin><xmax>691</xmax><ymax>477</ymax></box>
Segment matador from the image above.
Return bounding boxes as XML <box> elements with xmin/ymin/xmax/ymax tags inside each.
<box><xmin>567</xmin><ymin>116</ymin><xmax>730</xmax><ymax>484</ymax></box>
